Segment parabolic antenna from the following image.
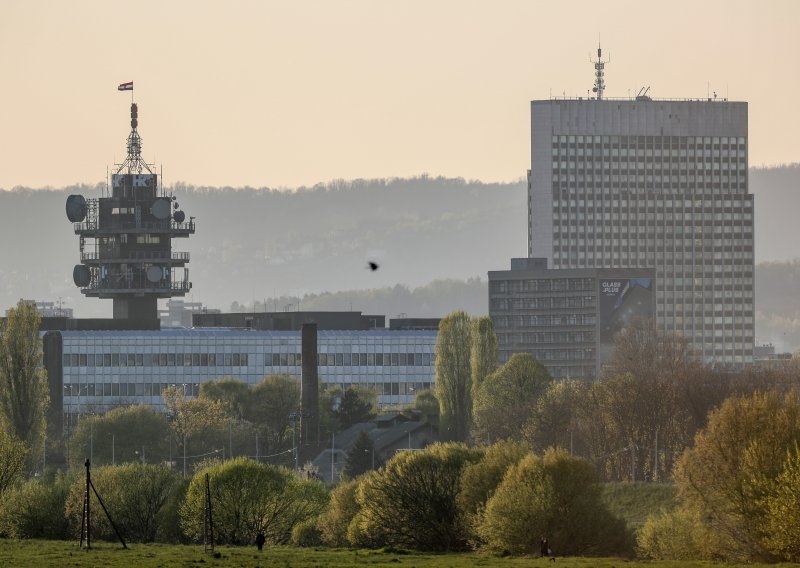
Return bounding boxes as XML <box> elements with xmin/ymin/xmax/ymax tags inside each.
<box><xmin>173</xmin><ymin>210</ymin><xmax>186</xmax><ymax>223</ymax></box>
<box><xmin>151</xmin><ymin>198</ymin><xmax>171</xmax><ymax>220</ymax></box>
<box><xmin>73</xmin><ymin>265</ymin><xmax>91</xmax><ymax>287</ymax></box>
<box><xmin>146</xmin><ymin>266</ymin><xmax>163</xmax><ymax>283</ymax></box>
<box><xmin>66</xmin><ymin>195</ymin><xmax>87</xmax><ymax>223</ymax></box>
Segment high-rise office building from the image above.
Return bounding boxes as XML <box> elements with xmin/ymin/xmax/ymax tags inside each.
<box><xmin>527</xmin><ymin>58</ymin><xmax>754</xmax><ymax>366</ymax></box>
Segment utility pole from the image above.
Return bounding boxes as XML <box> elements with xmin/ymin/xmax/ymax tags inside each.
<box><xmin>654</xmin><ymin>430</ymin><xmax>659</xmax><ymax>482</ymax></box>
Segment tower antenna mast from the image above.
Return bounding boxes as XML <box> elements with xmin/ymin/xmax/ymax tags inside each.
<box><xmin>590</xmin><ymin>40</ymin><xmax>609</xmax><ymax>100</ymax></box>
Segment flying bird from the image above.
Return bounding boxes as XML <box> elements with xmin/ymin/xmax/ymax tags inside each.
<box><xmin>367</xmin><ymin>261</ymin><xmax>379</xmax><ymax>271</ymax></box>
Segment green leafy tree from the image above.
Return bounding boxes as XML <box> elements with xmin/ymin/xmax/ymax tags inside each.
<box><xmin>317</xmin><ymin>478</ymin><xmax>361</xmax><ymax>547</ymax></box>
<box><xmin>457</xmin><ymin>440</ymin><xmax>526</xmax><ymax>538</ymax></box>
<box><xmin>199</xmin><ymin>377</ymin><xmax>250</xmax><ymax>419</ymax></box>
<box><xmin>180</xmin><ymin>457</ymin><xmax>327</xmax><ymax>545</ymax></box>
<box><xmin>0</xmin><ymin>300</ymin><xmax>49</xmax><ymax>463</ymax></box>
<box><xmin>477</xmin><ymin>448</ymin><xmax>630</xmax><ymax>555</ymax></box>
<box><xmin>0</xmin><ymin>470</ymin><xmax>74</xmax><ymax>539</ymax></box>
<box><xmin>637</xmin><ymin>507</ymin><xmax>714</xmax><ymax>561</ymax></box>
<box><xmin>435</xmin><ymin>311</ymin><xmax>473</xmax><ymax>442</ymax></box>
<box><xmin>470</xmin><ymin>316</ymin><xmax>497</xmax><ymax>397</ymax></box>
<box><xmin>414</xmin><ymin>388</ymin><xmax>439</xmax><ymax>427</ymax></box>
<box><xmin>473</xmin><ymin>353</ymin><xmax>552</xmax><ymax>443</ymax></box>
<box><xmin>763</xmin><ymin>445</ymin><xmax>800</xmax><ymax>561</ymax></box>
<box><xmin>245</xmin><ymin>374</ymin><xmax>300</xmax><ymax>452</ymax></box>
<box><xmin>65</xmin><ymin>463</ymin><xmax>178</xmax><ymax>542</ymax></box>
<box><xmin>334</xmin><ymin>386</ymin><xmax>377</xmax><ymax>431</ymax></box>
<box><xmin>344</xmin><ymin>431</ymin><xmax>376</xmax><ymax>478</ymax></box>
<box><xmin>0</xmin><ymin>431</ymin><xmax>27</xmax><ymax>496</ymax></box>
<box><xmin>353</xmin><ymin>442</ymin><xmax>482</xmax><ymax>551</ymax></box>
<box><xmin>67</xmin><ymin>405</ymin><xmax>171</xmax><ymax>469</ymax></box>
<box><xmin>674</xmin><ymin>389</ymin><xmax>800</xmax><ymax>561</ymax></box>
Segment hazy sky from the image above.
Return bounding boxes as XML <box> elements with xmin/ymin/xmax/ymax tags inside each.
<box><xmin>1</xmin><ymin>0</ymin><xmax>798</xmax><ymax>190</ymax></box>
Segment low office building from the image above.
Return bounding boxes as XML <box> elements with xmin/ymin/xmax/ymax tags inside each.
<box><xmin>489</xmin><ymin>258</ymin><xmax>655</xmax><ymax>379</ymax></box>
<box><xmin>46</xmin><ymin>327</ymin><xmax>437</xmax><ymax>429</ymax></box>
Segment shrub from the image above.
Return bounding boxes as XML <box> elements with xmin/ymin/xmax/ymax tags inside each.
<box><xmin>763</xmin><ymin>445</ymin><xmax>800</xmax><ymax>561</ymax></box>
<box><xmin>637</xmin><ymin>507</ymin><xmax>713</xmax><ymax>561</ymax></box>
<box><xmin>65</xmin><ymin>463</ymin><xmax>177</xmax><ymax>542</ymax></box>
<box><xmin>180</xmin><ymin>457</ymin><xmax>327</xmax><ymax>545</ymax></box>
<box><xmin>291</xmin><ymin>517</ymin><xmax>323</xmax><ymax>547</ymax></box>
<box><xmin>354</xmin><ymin>443</ymin><xmax>482</xmax><ymax>550</ymax></box>
<box><xmin>477</xmin><ymin>448</ymin><xmax>630</xmax><ymax>555</ymax></box>
<box><xmin>317</xmin><ymin>478</ymin><xmax>360</xmax><ymax>547</ymax></box>
<box><xmin>0</xmin><ymin>470</ymin><xmax>73</xmax><ymax>539</ymax></box>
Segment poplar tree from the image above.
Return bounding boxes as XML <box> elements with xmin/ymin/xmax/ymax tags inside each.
<box><xmin>435</xmin><ymin>311</ymin><xmax>472</xmax><ymax>442</ymax></box>
<box><xmin>470</xmin><ymin>316</ymin><xmax>498</xmax><ymax>398</ymax></box>
<box><xmin>0</xmin><ymin>300</ymin><xmax>49</xmax><ymax>464</ymax></box>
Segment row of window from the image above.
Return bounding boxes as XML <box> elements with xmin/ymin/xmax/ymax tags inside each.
<box><xmin>497</xmin><ymin>315</ymin><xmax>598</xmax><ymax>327</ymax></box>
<box><xmin>63</xmin><ymin>352</ymin><xmax>250</xmax><ymax>368</ymax></box>
<box><xmin>62</xmin><ymin>381</ymin><xmax>435</xmax><ymax>398</ymax></box>
<box><xmin>64</xmin><ymin>382</ymin><xmax>201</xmax><ymax>398</ymax></box>
<box><xmin>304</xmin><ymin>352</ymin><xmax>434</xmax><ymax>367</ymax></box>
<box><xmin>550</xmin><ymin>134</ymin><xmax>747</xmax><ymax>147</ymax></box>
<box><xmin>489</xmin><ymin>328</ymin><xmax>596</xmax><ymax>344</ymax></box>
<box><xmin>490</xmin><ymin>279</ymin><xmax>595</xmax><ymax>294</ymax></box>
<box><xmin>550</xmin><ymin>192</ymin><xmax>752</xmax><ymax>204</ymax></box>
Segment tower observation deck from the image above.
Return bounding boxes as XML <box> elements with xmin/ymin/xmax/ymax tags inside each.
<box><xmin>66</xmin><ymin>102</ymin><xmax>195</xmax><ymax>323</ymax></box>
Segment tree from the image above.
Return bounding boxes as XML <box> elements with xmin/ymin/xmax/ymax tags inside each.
<box><xmin>472</xmin><ymin>353</ymin><xmax>552</xmax><ymax>443</ymax></box>
<box><xmin>0</xmin><ymin>431</ymin><xmax>27</xmax><ymax>497</ymax></box>
<box><xmin>317</xmin><ymin>478</ymin><xmax>361</xmax><ymax>547</ymax></box>
<box><xmin>67</xmin><ymin>405</ymin><xmax>171</xmax><ymax>469</ymax></box>
<box><xmin>65</xmin><ymin>463</ymin><xmax>178</xmax><ymax>542</ymax></box>
<box><xmin>476</xmin><ymin>449</ymin><xmax>630</xmax><ymax>555</ymax></box>
<box><xmin>245</xmin><ymin>374</ymin><xmax>300</xmax><ymax>452</ymax></box>
<box><xmin>0</xmin><ymin>300</ymin><xmax>49</xmax><ymax>462</ymax></box>
<box><xmin>470</xmin><ymin>316</ymin><xmax>497</xmax><ymax>398</ymax></box>
<box><xmin>457</xmin><ymin>440</ymin><xmax>526</xmax><ymax>536</ymax></box>
<box><xmin>414</xmin><ymin>388</ymin><xmax>439</xmax><ymax>428</ymax></box>
<box><xmin>435</xmin><ymin>311</ymin><xmax>473</xmax><ymax>442</ymax></box>
<box><xmin>344</xmin><ymin>431</ymin><xmax>376</xmax><ymax>478</ymax></box>
<box><xmin>607</xmin><ymin>317</ymin><xmax>695</xmax><ymax>383</ymax></box>
<box><xmin>763</xmin><ymin>445</ymin><xmax>800</xmax><ymax>561</ymax></box>
<box><xmin>199</xmin><ymin>377</ymin><xmax>250</xmax><ymax>419</ymax></box>
<box><xmin>673</xmin><ymin>389</ymin><xmax>800</xmax><ymax>561</ymax></box>
<box><xmin>180</xmin><ymin>458</ymin><xmax>327</xmax><ymax>545</ymax></box>
<box><xmin>0</xmin><ymin>470</ymin><xmax>73</xmax><ymax>539</ymax></box>
<box><xmin>334</xmin><ymin>386</ymin><xmax>377</xmax><ymax>431</ymax></box>
<box><xmin>353</xmin><ymin>442</ymin><xmax>482</xmax><ymax>551</ymax></box>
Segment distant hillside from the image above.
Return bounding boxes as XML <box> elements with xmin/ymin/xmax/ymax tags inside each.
<box><xmin>2</xmin><ymin>167</ymin><xmax>800</xmax><ymax>351</ymax></box>
<box><xmin>0</xmin><ymin>177</ymin><xmax>525</xmax><ymax>318</ymax></box>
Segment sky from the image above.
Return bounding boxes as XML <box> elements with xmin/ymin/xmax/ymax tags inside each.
<box><xmin>1</xmin><ymin>0</ymin><xmax>798</xmax><ymax>190</ymax></box>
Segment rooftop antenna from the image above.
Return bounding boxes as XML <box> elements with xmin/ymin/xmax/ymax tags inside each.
<box><xmin>590</xmin><ymin>38</ymin><xmax>609</xmax><ymax>100</ymax></box>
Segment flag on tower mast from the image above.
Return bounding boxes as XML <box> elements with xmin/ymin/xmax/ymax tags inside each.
<box><xmin>118</xmin><ymin>81</ymin><xmax>133</xmax><ymax>91</ymax></box>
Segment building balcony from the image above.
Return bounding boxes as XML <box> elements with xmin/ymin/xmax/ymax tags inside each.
<box><xmin>80</xmin><ymin>251</ymin><xmax>190</xmax><ymax>264</ymax></box>
<box><xmin>80</xmin><ymin>278</ymin><xmax>191</xmax><ymax>297</ymax></box>
<box><xmin>73</xmin><ymin>220</ymin><xmax>195</xmax><ymax>237</ymax></box>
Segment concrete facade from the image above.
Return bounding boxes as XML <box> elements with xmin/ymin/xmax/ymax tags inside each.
<box><xmin>489</xmin><ymin>260</ymin><xmax>655</xmax><ymax>379</ymax></box>
<box><xmin>527</xmin><ymin>99</ymin><xmax>753</xmax><ymax>366</ymax></box>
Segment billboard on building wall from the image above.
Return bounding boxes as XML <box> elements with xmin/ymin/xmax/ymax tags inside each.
<box><xmin>598</xmin><ymin>278</ymin><xmax>654</xmax><ymax>365</ymax></box>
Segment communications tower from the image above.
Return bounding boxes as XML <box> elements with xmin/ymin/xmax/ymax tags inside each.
<box><xmin>66</xmin><ymin>103</ymin><xmax>195</xmax><ymax>323</ymax></box>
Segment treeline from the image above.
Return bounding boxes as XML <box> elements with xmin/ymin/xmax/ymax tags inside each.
<box><xmin>231</xmin><ymin>277</ymin><xmax>488</xmax><ymax>318</ymax></box>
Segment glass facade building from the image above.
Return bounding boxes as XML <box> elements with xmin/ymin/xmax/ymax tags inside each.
<box><xmin>54</xmin><ymin>328</ymin><xmax>437</xmax><ymax>417</ymax></box>
<box><xmin>528</xmin><ymin>100</ymin><xmax>754</xmax><ymax>366</ymax></box>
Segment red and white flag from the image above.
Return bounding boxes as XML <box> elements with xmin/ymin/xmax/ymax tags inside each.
<box><xmin>118</xmin><ymin>81</ymin><xmax>133</xmax><ymax>91</ymax></box>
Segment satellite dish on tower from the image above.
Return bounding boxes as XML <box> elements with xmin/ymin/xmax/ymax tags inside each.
<box><xmin>146</xmin><ymin>266</ymin><xmax>163</xmax><ymax>283</ymax></box>
<box><xmin>151</xmin><ymin>198</ymin><xmax>171</xmax><ymax>219</ymax></box>
<box><xmin>173</xmin><ymin>210</ymin><xmax>186</xmax><ymax>223</ymax></box>
<box><xmin>73</xmin><ymin>265</ymin><xmax>91</xmax><ymax>287</ymax></box>
<box><xmin>66</xmin><ymin>195</ymin><xmax>87</xmax><ymax>222</ymax></box>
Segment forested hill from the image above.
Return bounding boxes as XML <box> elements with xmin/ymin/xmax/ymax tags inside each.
<box><xmin>0</xmin><ymin>176</ymin><xmax>526</xmax><ymax>318</ymax></box>
<box><xmin>2</xmin><ymin>167</ymin><xmax>800</xmax><ymax>350</ymax></box>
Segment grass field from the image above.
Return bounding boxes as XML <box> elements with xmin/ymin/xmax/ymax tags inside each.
<box><xmin>0</xmin><ymin>540</ymin><xmax>796</xmax><ymax>568</ymax></box>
